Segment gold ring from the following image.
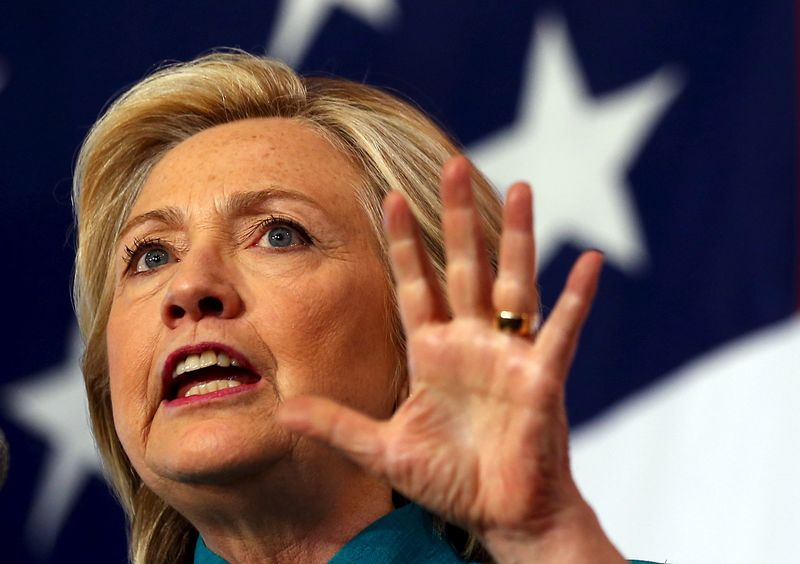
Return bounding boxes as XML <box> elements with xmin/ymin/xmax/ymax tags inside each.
<box><xmin>495</xmin><ymin>311</ymin><xmax>533</xmax><ymax>336</ymax></box>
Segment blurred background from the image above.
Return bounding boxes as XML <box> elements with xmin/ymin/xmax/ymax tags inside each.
<box><xmin>0</xmin><ymin>1</ymin><xmax>796</xmax><ymax>562</ymax></box>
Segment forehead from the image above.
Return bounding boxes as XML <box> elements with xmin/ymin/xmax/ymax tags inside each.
<box><xmin>131</xmin><ymin>117</ymin><xmax>363</xmax><ymax>217</ymax></box>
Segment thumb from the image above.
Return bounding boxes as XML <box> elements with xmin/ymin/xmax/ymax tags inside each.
<box><xmin>277</xmin><ymin>396</ymin><xmax>388</xmax><ymax>476</ymax></box>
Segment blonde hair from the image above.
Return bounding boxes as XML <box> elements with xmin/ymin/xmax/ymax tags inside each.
<box><xmin>73</xmin><ymin>50</ymin><xmax>501</xmax><ymax>563</ymax></box>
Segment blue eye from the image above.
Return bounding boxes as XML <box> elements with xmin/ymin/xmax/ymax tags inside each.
<box><xmin>125</xmin><ymin>238</ymin><xmax>175</xmax><ymax>275</ymax></box>
<box><xmin>256</xmin><ymin>219</ymin><xmax>310</xmax><ymax>249</ymax></box>
<box><xmin>265</xmin><ymin>226</ymin><xmax>295</xmax><ymax>248</ymax></box>
<box><xmin>136</xmin><ymin>247</ymin><xmax>171</xmax><ymax>272</ymax></box>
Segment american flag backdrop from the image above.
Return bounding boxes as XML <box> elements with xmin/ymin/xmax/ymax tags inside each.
<box><xmin>0</xmin><ymin>1</ymin><xmax>796</xmax><ymax>562</ymax></box>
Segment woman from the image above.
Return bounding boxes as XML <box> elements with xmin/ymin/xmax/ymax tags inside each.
<box><xmin>73</xmin><ymin>51</ymin><xmax>636</xmax><ymax>563</ymax></box>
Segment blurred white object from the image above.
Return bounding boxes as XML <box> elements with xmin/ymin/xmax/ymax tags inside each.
<box><xmin>572</xmin><ymin>314</ymin><xmax>800</xmax><ymax>564</ymax></box>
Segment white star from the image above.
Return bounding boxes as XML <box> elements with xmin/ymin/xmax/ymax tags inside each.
<box><xmin>266</xmin><ymin>0</ymin><xmax>401</xmax><ymax>68</ymax></box>
<box><xmin>469</xmin><ymin>14</ymin><xmax>682</xmax><ymax>272</ymax></box>
<box><xmin>3</xmin><ymin>327</ymin><xmax>103</xmax><ymax>557</ymax></box>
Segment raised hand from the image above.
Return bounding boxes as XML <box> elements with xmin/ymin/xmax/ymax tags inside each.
<box><xmin>279</xmin><ymin>156</ymin><xmax>624</xmax><ymax>563</ymax></box>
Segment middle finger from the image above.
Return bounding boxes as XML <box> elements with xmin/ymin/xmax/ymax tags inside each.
<box><xmin>441</xmin><ymin>156</ymin><xmax>493</xmax><ymax>318</ymax></box>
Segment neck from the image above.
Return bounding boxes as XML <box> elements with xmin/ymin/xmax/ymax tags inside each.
<box><xmin>162</xmin><ymin>456</ymin><xmax>394</xmax><ymax>564</ymax></box>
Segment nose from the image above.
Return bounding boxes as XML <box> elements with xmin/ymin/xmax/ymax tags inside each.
<box><xmin>160</xmin><ymin>250</ymin><xmax>244</xmax><ymax>328</ymax></box>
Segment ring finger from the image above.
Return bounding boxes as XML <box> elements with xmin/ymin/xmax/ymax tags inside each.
<box><xmin>492</xmin><ymin>182</ymin><xmax>539</xmax><ymax>333</ymax></box>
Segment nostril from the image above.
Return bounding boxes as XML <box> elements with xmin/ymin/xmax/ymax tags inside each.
<box><xmin>199</xmin><ymin>296</ymin><xmax>224</xmax><ymax>315</ymax></box>
<box><xmin>168</xmin><ymin>305</ymin><xmax>186</xmax><ymax>319</ymax></box>
<box><xmin>164</xmin><ymin>294</ymin><xmax>230</xmax><ymax>324</ymax></box>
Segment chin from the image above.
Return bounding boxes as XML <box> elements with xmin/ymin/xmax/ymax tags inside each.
<box><xmin>143</xmin><ymin>423</ymin><xmax>294</xmax><ymax>487</ymax></box>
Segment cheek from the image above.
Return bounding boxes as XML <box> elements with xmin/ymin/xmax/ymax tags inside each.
<box><xmin>264</xmin><ymin>264</ymin><xmax>397</xmax><ymax>415</ymax></box>
<box><xmin>106</xmin><ymin>299</ymin><xmax>162</xmax><ymax>450</ymax></box>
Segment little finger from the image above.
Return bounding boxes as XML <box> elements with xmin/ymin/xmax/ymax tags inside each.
<box><xmin>534</xmin><ymin>251</ymin><xmax>603</xmax><ymax>381</ymax></box>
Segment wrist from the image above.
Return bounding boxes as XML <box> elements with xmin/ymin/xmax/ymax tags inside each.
<box><xmin>479</xmin><ymin>498</ymin><xmax>625</xmax><ymax>564</ymax></box>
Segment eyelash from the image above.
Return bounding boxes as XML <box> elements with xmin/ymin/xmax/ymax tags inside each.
<box><xmin>123</xmin><ymin>237</ymin><xmax>173</xmax><ymax>275</ymax></box>
<box><xmin>122</xmin><ymin>216</ymin><xmax>313</xmax><ymax>276</ymax></box>
<box><xmin>246</xmin><ymin>215</ymin><xmax>313</xmax><ymax>247</ymax></box>
<box><xmin>123</xmin><ymin>237</ymin><xmax>168</xmax><ymax>266</ymax></box>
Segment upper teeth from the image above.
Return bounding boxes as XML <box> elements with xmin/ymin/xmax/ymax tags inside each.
<box><xmin>173</xmin><ymin>350</ymin><xmax>240</xmax><ymax>378</ymax></box>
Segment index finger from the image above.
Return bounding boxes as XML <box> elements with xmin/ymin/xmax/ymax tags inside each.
<box><xmin>384</xmin><ymin>191</ymin><xmax>448</xmax><ymax>332</ymax></box>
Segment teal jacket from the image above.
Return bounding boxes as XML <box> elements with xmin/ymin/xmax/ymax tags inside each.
<box><xmin>194</xmin><ymin>503</ymin><xmax>659</xmax><ymax>563</ymax></box>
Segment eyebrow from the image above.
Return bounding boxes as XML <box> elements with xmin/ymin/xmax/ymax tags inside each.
<box><xmin>118</xmin><ymin>207</ymin><xmax>183</xmax><ymax>243</ymax></box>
<box><xmin>117</xmin><ymin>187</ymin><xmax>325</xmax><ymax>243</ymax></box>
<box><xmin>222</xmin><ymin>187</ymin><xmax>323</xmax><ymax>217</ymax></box>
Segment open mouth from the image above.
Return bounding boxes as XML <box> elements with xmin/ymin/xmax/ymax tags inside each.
<box><xmin>163</xmin><ymin>345</ymin><xmax>261</xmax><ymax>402</ymax></box>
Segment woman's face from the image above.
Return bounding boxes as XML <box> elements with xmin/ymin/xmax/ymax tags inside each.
<box><xmin>106</xmin><ymin>118</ymin><xmax>396</xmax><ymax>489</ymax></box>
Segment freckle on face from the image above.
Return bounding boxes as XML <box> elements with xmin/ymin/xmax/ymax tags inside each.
<box><xmin>106</xmin><ymin>117</ymin><xmax>398</xmax><ymax>491</ymax></box>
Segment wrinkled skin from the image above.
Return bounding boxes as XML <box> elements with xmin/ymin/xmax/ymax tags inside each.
<box><xmin>107</xmin><ymin>114</ymin><xmax>622</xmax><ymax>562</ymax></box>
<box><xmin>280</xmin><ymin>157</ymin><xmax>625</xmax><ymax>562</ymax></box>
<box><xmin>107</xmin><ymin>119</ymin><xmax>400</xmax><ymax>562</ymax></box>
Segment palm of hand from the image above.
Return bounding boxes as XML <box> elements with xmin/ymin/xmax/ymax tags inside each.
<box><xmin>279</xmin><ymin>156</ymin><xmax>602</xmax><ymax>540</ymax></box>
<box><xmin>384</xmin><ymin>318</ymin><xmax>571</xmax><ymax>533</ymax></box>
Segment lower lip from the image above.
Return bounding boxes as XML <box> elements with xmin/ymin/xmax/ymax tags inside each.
<box><xmin>163</xmin><ymin>381</ymin><xmax>261</xmax><ymax>408</ymax></box>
